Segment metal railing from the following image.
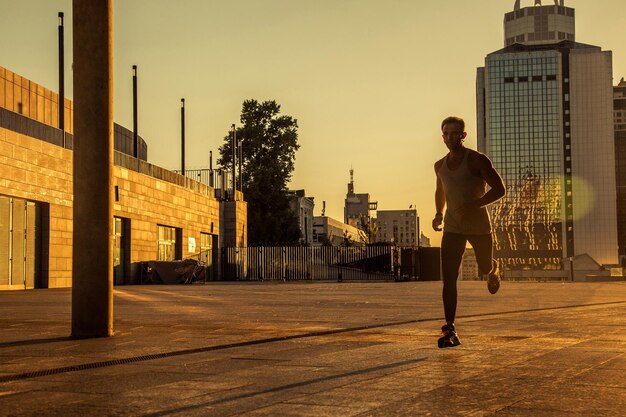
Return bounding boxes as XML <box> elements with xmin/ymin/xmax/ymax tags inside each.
<box><xmin>153</xmin><ymin>245</ymin><xmax>445</xmax><ymax>283</ymax></box>
<box><xmin>218</xmin><ymin>246</ymin><xmax>396</xmax><ymax>281</ymax></box>
<box><xmin>173</xmin><ymin>168</ymin><xmax>234</xmax><ymax>201</ymax></box>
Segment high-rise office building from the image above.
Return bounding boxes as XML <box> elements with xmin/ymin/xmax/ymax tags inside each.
<box><xmin>614</xmin><ymin>78</ymin><xmax>626</xmax><ymax>263</ymax></box>
<box><xmin>476</xmin><ymin>0</ymin><xmax>618</xmax><ymax>273</ymax></box>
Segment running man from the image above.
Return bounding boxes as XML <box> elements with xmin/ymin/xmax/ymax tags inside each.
<box><xmin>433</xmin><ymin>116</ymin><xmax>506</xmax><ymax>348</ymax></box>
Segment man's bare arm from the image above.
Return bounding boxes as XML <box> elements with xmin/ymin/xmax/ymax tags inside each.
<box><xmin>475</xmin><ymin>154</ymin><xmax>505</xmax><ymax>208</ymax></box>
<box><xmin>433</xmin><ymin>161</ymin><xmax>445</xmax><ymax>231</ymax></box>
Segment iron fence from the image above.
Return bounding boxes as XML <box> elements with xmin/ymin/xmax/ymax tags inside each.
<box><xmin>173</xmin><ymin>168</ymin><xmax>234</xmax><ymax>200</ymax></box>
<box><xmin>176</xmin><ymin>245</ymin><xmax>442</xmax><ymax>282</ymax></box>
<box><xmin>217</xmin><ymin>246</ymin><xmax>397</xmax><ymax>281</ymax></box>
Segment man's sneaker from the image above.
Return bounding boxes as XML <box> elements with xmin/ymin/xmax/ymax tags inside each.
<box><xmin>437</xmin><ymin>323</ymin><xmax>461</xmax><ymax>348</ymax></box>
<box><xmin>487</xmin><ymin>261</ymin><xmax>500</xmax><ymax>294</ymax></box>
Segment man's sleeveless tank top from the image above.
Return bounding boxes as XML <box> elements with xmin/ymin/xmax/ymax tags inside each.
<box><xmin>437</xmin><ymin>150</ymin><xmax>491</xmax><ymax>235</ymax></box>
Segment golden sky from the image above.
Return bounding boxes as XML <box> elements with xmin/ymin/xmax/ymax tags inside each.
<box><xmin>2</xmin><ymin>0</ymin><xmax>625</xmax><ymax>245</ymax></box>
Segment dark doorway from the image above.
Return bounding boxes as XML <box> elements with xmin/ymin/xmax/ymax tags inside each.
<box><xmin>113</xmin><ymin>217</ymin><xmax>131</xmax><ymax>285</ymax></box>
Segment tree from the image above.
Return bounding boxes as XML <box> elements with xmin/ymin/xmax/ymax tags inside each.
<box><xmin>357</xmin><ymin>214</ymin><xmax>378</xmax><ymax>245</ymax></box>
<box><xmin>218</xmin><ymin>99</ymin><xmax>301</xmax><ymax>245</ymax></box>
<box><xmin>341</xmin><ymin>230</ymin><xmax>357</xmax><ymax>247</ymax></box>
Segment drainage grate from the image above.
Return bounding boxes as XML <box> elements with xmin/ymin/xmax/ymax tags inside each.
<box><xmin>1</xmin><ymin>300</ymin><xmax>624</xmax><ymax>383</ymax></box>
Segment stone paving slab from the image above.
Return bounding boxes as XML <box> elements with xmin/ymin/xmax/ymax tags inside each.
<box><xmin>0</xmin><ymin>281</ymin><xmax>625</xmax><ymax>416</ymax></box>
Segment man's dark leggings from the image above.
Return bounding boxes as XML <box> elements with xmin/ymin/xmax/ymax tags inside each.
<box><xmin>441</xmin><ymin>232</ymin><xmax>495</xmax><ymax>324</ymax></box>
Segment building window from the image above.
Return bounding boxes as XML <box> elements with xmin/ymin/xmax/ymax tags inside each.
<box><xmin>200</xmin><ymin>232</ymin><xmax>213</xmax><ymax>264</ymax></box>
<box><xmin>113</xmin><ymin>218</ymin><xmax>123</xmax><ymax>268</ymax></box>
<box><xmin>157</xmin><ymin>225</ymin><xmax>177</xmax><ymax>261</ymax></box>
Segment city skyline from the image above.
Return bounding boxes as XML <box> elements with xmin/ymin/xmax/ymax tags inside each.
<box><xmin>2</xmin><ymin>0</ymin><xmax>625</xmax><ymax>246</ymax></box>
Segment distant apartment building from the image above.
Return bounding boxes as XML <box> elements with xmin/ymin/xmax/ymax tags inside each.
<box><xmin>287</xmin><ymin>189</ymin><xmax>315</xmax><ymax>245</ymax></box>
<box><xmin>374</xmin><ymin>209</ymin><xmax>419</xmax><ymax>247</ymax></box>
<box><xmin>477</xmin><ymin>0</ymin><xmax>618</xmax><ymax>275</ymax></box>
<box><xmin>0</xmin><ymin>66</ymin><xmax>245</xmax><ymax>289</ymax></box>
<box><xmin>312</xmin><ymin>216</ymin><xmax>364</xmax><ymax>246</ymax></box>
<box><xmin>615</xmin><ymin>78</ymin><xmax>626</xmax><ymax>264</ymax></box>
<box><xmin>344</xmin><ymin>169</ymin><xmax>377</xmax><ymax>228</ymax></box>
<box><xmin>460</xmin><ymin>248</ymin><xmax>479</xmax><ymax>280</ymax></box>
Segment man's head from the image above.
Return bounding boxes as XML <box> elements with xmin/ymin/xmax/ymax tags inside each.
<box><xmin>441</xmin><ymin>116</ymin><xmax>465</xmax><ymax>132</ymax></box>
<box><xmin>441</xmin><ymin>116</ymin><xmax>466</xmax><ymax>151</ymax></box>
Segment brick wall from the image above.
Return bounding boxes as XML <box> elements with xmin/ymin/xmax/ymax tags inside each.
<box><xmin>113</xmin><ymin>166</ymin><xmax>220</xmax><ymax>262</ymax></box>
<box><xmin>220</xmin><ymin>191</ymin><xmax>247</xmax><ymax>247</ymax></box>
<box><xmin>0</xmin><ymin>127</ymin><xmax>73</xmax><ymax>287</ymax></box>
<box><xmin>1</xmin><ymin>126</ymin><xmax>223</xmax><ymax>288</ymax></box>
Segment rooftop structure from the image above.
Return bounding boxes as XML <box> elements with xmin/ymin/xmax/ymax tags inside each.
<box><xmin>505</xmin><ymin>0</ymin><xmax>574</xmax><ymax>47</ymax></box>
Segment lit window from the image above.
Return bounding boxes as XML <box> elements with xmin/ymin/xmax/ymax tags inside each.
<box><xmin>158</xmin><ymin>225</ymin><xmax>177</xmax><ymax>261</ymax></box>
<box><xmin>200</xmin><ymin>232</ymin><xmax>213</xmax><ymax>264</ymax></box>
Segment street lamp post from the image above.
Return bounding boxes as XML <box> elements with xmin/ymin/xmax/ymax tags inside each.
<box><xmin>58</xmin><ymin>12</ymin><xmax>65</xmax><ymax>136</ymax></box>
<box><xmin>231</xmin><ymin>124</ymin><xmax>236</xmax><ymax>200</ymax></box>
<box><xmin>181</xmin><ymin>98</ymin><xmax>185</xmax><ymax>176</ymax></box>
<box><xmin>238</xmin><ymin>136</ymin><xmax>243</xmax><ymax>191</ymax></box>
<box><xmin>209</xmin><ymin>150</ymin><xmax>214</xmax><ymax>187</ymax></box>
<box><xmin>132</xmin><ymin>65</ymin><xmax>138</xmax><ymax>162</ymax></box>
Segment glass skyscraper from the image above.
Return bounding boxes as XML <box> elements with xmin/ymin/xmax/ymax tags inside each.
<box><xmin>477</xmin><ymin>1</ymin><xmax>618</xmax><ymax>274</ymax></box>
<box><xmin>614</xmin><ymin>79</ymin><xmax>626</xmax><ymax>264</ymax></box>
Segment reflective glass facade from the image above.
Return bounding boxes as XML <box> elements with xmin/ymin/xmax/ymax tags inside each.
<box><xmin>615</xmin><ymin>81</ymin><xmax>626</xmax><ymax>262</ymax></box>
<box><xmin>485</xmin><ymin>51</ymin><xmax>564</xmax><ymax>270</ymax></box>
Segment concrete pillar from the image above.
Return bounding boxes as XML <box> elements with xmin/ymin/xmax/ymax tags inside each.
<box><xmin>71</xmin><ymin>0</ymin><xmax>114</xmax><ymax>338</ymax></box>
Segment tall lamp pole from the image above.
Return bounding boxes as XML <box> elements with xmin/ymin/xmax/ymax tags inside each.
<box><xmin>209</xmin><ymin>150</ymin><xmax>214</xmax><ymax>187</ymax></box>
<box><xmin>132</xmin><ymin>65</ymin><xmax>138</xmax><ymax>161</ymax></box>
<box><xmin>231</xmin><ymin>124</ymin><xmax>236</xmax><ymax>200</ymax></box>
<box><xmin>58</xmin><ymin>12</ymin><xmax>65</xmax><ymax>135</ymax></box>
<box><xmin>181</xmin><ymin>98</ymin><xmax>185</xmax><ymax>176</ymax></box>
<box><xmin>238</xmin><ymin>136</ymin><xmax>243</xmax><ymax>191</ymax></box>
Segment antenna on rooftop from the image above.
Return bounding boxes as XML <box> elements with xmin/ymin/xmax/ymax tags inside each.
<box><xmin>347</xmin><ymin>166</ymin><xmax>355</xmax><ymax>195</ymax></box>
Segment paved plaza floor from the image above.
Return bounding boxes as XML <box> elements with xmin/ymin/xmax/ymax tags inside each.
<box><xmin>1</xmin><ymin>280</ymin><xmax>625</xmax><ymax>416</ymax></box>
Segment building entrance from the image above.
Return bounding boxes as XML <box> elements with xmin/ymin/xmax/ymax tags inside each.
<box><xmin>0</xmin><ymin>196</ymin><xmax>39</xmax><ymax>290</ymax></box>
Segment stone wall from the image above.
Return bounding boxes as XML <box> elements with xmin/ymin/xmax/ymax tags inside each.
<box><xmin>0</xmin><ymin>66</ymin><xmax>246</xmax><ymax>288</ymax></box>
<box><xmin>220</xmin><ymin>191</ymin><xmax>247</xmax><ymax>248</ymax></box>
<box><xmin>113</xmin><ymin>166</ymin><xmax>220</xmax><ymax>262</ymax></box>
<box><xmin>1</xmin><ymin>126</ymin><xmax>223</xmax><ymax>288</ymax></box>
<box><xmin>0</xmin><ymin>127</ymin><xmax>73</xmax><ymax>287</ymax></box>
